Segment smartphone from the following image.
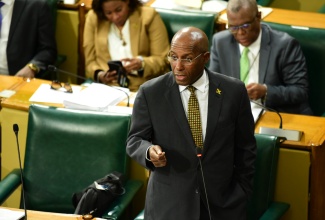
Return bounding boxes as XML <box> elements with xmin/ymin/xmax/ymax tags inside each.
<box><xmin>107</xmin><ymin>60</ymin><xmax>123</xmax><ymax>72</ymax></box>
<box><xmin>107</xmin><ymin>60</ymin><xmax>129</xmax><ymax>88</ymax></box>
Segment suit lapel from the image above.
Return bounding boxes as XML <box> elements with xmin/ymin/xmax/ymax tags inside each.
<box><xmin>8</xmin><ymin>0</ymin><xmax>25</xmax><ymax>44</ymax></box>
<box><xmin>231</xmin><ymin>38</ymin><xmax>241</xmax><ymax>79</ymax></box>
<box><xmin>129</xmin><ymin>10</ymin><xmax>140</xmax><ymax>57</ymax></box>
<box><xmin>203</xmin><ymin>70</ymin><xmax>223</xmax><ymax>156</ymax></box>
<box><xmin>164</xmin><ymin>74</ymin><xmax>196</xmax><ymax>151</ymax></box>
<box><xmin>259</xmin><ymin>25</ymin><xmax>271</xmax><ymax>83</ymax></box>
<box><xmin>98</xmin><ymin>20</ymin><xmax>111</xmax><ymax>61</ymax></box>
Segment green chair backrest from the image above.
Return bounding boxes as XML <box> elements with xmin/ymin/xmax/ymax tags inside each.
<box><xmin>247</xmin><ymin>134</ymin><xmax>284</xmax><ymax>219</ymax></box>
<box><xmin>263</xmin><ymin>22</ymin><xmax>325</xmax><ymax>116</ymax></box>
<box><xmin>23</xmin><ymin>105</ymin><xmax>131</xmax><ymax>213</ymax></box>
<box><xmin>155</xmin><ymin>8</ymin><xmax>217</xmax><ymax>48</ymax></box>
<box><xmin>257</xmin><ymin>0</ymin><xmax>275</xmax><ymax>6</ymax></box>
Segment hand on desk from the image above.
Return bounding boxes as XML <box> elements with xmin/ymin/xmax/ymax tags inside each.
<box><xmin>246</xmin><ymin>83</ymin><xmax>267</xmax><ymax>100</ymax></box>
<box><xmin>15</xmin><ymin>65</ymin><xmax>35</xmax><ymax>78</ymax></box>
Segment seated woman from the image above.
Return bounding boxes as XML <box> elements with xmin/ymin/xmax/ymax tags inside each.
<box><xmin>84</xmin><ymin>0</ymin><xmax>170</xmax><ymax>91</ymax></box>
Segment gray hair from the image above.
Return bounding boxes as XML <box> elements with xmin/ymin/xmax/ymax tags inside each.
<box><xmin>227</xmin><ymin>0</ymin><xmax>258</xmax><ymax>13</ymax></box>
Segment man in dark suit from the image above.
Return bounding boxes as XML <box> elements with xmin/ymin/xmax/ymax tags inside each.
<box><xmin>0</xmin><ymin>0</ymin><xmax>56</xmax><ymax>78</ymax></box>
<box><xmin>209</xmin><ymin>0</ymin><xmax>313</xmax><ymax>115</ymax></box>
<box><xmin>126</xmin><ymin>27</ymin><xmax>256</xmax><ymax>220</ymax></box>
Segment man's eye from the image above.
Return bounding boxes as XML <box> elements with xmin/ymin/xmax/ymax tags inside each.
<box><xmin>171</xmin><ymin>56</ymin><xmax>178</xmax><ymax>61</ymax></box>
<box><xmin>186</xmin><ymin>58</ymin><xmax>192</xmax><ymax>63</ymax></box>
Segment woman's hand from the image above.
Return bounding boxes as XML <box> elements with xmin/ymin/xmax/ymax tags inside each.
<box><xmin>121</xmin><ymin>58</ymin><xmax>143</xmax><ymax>73</ymax></box>
<box><xmin>98</xmin><ymin>70</ymin><xmax>118</xmax><ymax>84</ymax></box>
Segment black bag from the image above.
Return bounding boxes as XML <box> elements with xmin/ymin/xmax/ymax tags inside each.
<box><xmin>72</xmin><ymin>171</ymin><xmax>126</xmax><ymax>217</ymax></box>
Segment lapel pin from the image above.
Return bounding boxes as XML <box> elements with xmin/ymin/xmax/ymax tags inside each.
<box><xmin>216</xmin><ymin>88</ymin><xmax>222</xmax><ymax>95</ymax></box>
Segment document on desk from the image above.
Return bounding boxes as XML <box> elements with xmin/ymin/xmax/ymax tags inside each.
<box><xmin>29</xmin><ymin>84</ymin><xmax>83</xmax><ymax>104</ymax></box>
<box><xmin>251</xmin><ymin>101</ymin><xmax>264</xmax><ymax>124</ymax></box>
<box><xmin>0</xmin><ymin>208</ymin><xmax>24</xmax><ymax>220</ymax></box>
<box><xmin>63</xmin><ymin>83</ymin><xmax>130</xmax><ymax>111</ymax></box>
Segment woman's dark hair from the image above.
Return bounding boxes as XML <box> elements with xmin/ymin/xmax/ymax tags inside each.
<box><xmin>92</xmin><ymin>0</ymin><xmax>143</xmax><ymax>21</ymax></box>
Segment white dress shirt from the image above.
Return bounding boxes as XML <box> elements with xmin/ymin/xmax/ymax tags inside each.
<box><xmin>0</xmin><ymin>0</ymin><xmax>14</xmax><ymax>75</ymax></box>
<box><xmin>239</xmin><ymin>29</ymin><xmax>262</xmax><ymax>85</ymax></box>
<box><xmin>179</xmin><ymin>70</ymin><xmax>209</xmax><ymax>142</ymax></box>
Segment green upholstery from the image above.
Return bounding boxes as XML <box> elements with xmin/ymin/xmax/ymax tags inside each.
<box><xmin>134</xmin><ymin>134</ymin><xmax>289</xmax><ymax>220</ymax></box>
<box><xmin>257</xmin><ymin>0</ymin><xmax>274</xmax><ymax>6</ymax></box>
<box><xmin>0</xmin><ymin>104</ymin><xmax>143</xmax><ymax>219</ymax></box>
<box><xmin>263</xmin><ymin>22</ymin><xmax>325</xmax><ymax>116</ymax></box>
<box><xmin>155</xmin><ymin>8</ymin><xmax>217</xmax><ymax>48</ymax></box>
<box><xmin>319</xmin><ymin>4</ymin><xmax>325</xmax><ymax>13</ymax></box>
<box><xmin>247</xmin><ymin>134</ymin><xmax>289</xmax><ymax>220</ymax></box>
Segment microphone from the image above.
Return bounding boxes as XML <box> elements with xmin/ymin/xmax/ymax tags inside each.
<box><xmin>196</xmin><ymin>147</ymin><xmax>212</xmax><ymax>220</ymax></box>
<box><xmin>250</xmin><ymin>100</ymin><xmax>302</xmax><ymax>141</ymax></box>
<box><xmin>13</xmin><ymin>124</ymin><xmax>27</xmax><ymax>220</ymax></box>
<box><xmin>48</xmin><ymin>65</ymin><xmax>89</xmax><ymax>82</ymax></box>
<box><xmin>48</xmin><ymin>65</ymin><xmax>130</xmax><ymax>107</ymax></box>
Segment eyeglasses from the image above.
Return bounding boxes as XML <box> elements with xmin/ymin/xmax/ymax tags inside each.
<box><xmin>51</xmin><ymin>80</ymin><xmax>73</xmax><ymax>93</ymax></box>
<box><xmin>167</xmin><ymin>53</ymin><xmax>204</xmax><ymax>66</ymax></box>
<box><xmin>228</xmin><ymin>17</ymin><xmax>256</xmax><ymax>33</ymax></box>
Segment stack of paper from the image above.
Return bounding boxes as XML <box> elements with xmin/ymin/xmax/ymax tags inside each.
<box><xmin>251</xmin><ymin>100</ymin><xmax>264</xmax><ymax>123</ymax></box>
<box><xmin>0</xmin><ymin>208</ymin><xmax>25</xmax><ymax>220</ymax></box>
<box><xmin>63</xmin><ymin>83</ymin><xmax>129</xmax><ymax>111</ymax></box>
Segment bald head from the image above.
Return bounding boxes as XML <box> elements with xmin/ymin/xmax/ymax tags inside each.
<box><xmin>171</xmin><ymin>27</ymin><xmax>209</xmax><ymax>53</ymax></box>
<box><xmin>227</xmin><ymin>0</ymin><xmax>258</xmax><ymax>14</ymax></box>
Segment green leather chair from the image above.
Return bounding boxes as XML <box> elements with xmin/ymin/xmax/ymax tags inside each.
<box><xmin>318</xmin><ymin>4</ymin><xmax>325</xmax><ymax>13</ymax></box>
<box><xmin>0</xmin><ymin>104</ymin><xmax>143</xmax><ymax>219</ymax></box>
<box><xmin>247</xmin><ymin>134</ymin><xmax>289</xmax><ymax>220</ymax></box>
<box><xmin>134</xmin><ymin>134</ymin><xmax>289</xmax><ymax>220</ymax></box>
<box><xmin>257</xmin><ymin>0</ymin><xmax>275</xmax><ymax>7</ymax></box>
<box><xmin>155</xmin><ymin>8</ymin><xmax>217</xmax><ymax>48</ymax></box>
<box><xmin>263</xmin><ymin>22</ymin><xmax>325</xmax><ymax>116</ymax></box>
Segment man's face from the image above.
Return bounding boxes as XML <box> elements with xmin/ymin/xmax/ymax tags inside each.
<box><xmin>168</xmin><ymin>36</ymin><xmax>209</xmax><ymax>86</ymax></box>
<box><xmin>227</xmin><ymin>8</ymin><xmax>261</xmax><ymax>47</ymax></box>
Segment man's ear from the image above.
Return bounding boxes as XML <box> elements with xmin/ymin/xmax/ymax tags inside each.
<box><xmin>203</xmin><ymin>52</ymin><xmax>210</xmax><ymax>64</ymax></box>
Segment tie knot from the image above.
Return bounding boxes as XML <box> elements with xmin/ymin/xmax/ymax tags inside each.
<box><xmin>187</xmin><ymin>85</ymin><xmax>196</xmax><ymax>94</ymax></box>
<box><xmin>242</xmin><ymin>47</ymin><xmax>249</xmax><ymax>55</ymax></box>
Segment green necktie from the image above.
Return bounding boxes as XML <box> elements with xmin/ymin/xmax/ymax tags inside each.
<box><xmin>187</xmin><ymin>86</ymin><xmax>203</xmax><ymax>149</ymax></box>
<box><xmin>240</xmin><ymin>47</ymin><xmax>250</xmax><ymax>84</ymax></box>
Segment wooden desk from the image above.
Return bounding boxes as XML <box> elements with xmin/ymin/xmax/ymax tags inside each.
<box><xmin>255</xmin><ymin>112</ymin><xmax>325</xmax><ymax>220</ymax></box>
<box><xmin>218</xmin><ymin>7</ymin><xmax>325</xmax><ymax>30</ymax></box>
<box><xmin>0</xmin><ymin>207</ymin><xmax>101</xmax><ymax>220</ymax></box>
<box><xmin>0</xmin><ymin>76</ymin><xmax>143</xmax><ymax>214</ymax></box>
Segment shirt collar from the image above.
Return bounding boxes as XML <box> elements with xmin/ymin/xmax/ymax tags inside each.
<box><xmin>179</xmin><ymin>69</ymin><xmax>208</xmax><ymax>93</ymax></box>
<box><xmin>239</xmin><ymin>29</ymin><xmax>262</xmax><ymax>56</ymax></box>
<box><xmin>2</xmin><ymin>0</ymin><xmax>14</xmax><ymax>6</ymax></box>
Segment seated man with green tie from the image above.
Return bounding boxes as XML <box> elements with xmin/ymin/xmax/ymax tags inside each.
<box><xmin>209</xmin><ymin>0</ymin><xmax>313</xmax><ymax>115</ymax></box>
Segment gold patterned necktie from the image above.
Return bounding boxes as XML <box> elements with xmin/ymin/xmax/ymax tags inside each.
<box><xmin>187</xmin><ymin>85</ymin><xmax>203</xmax><ymax>149</ymax></box>
<box><xmin>240</xmin><ymin>47</ymin><xmax>250</xmax><ymax>84</ymax></box>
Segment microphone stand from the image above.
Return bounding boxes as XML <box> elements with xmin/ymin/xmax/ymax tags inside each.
<box><xmin>196</xmin><ymin>147</ymin><xmax>212</xmax><ymax>220</ymax></box>
<box><xmin>13</xmin><ymin>124</ymin><xmax>27</xmax><ymax>220</ymax></box>
<box><xmin>250</xmin><ymin>100</ymin><xmax>302</xmax><ymax>141</ymax></box>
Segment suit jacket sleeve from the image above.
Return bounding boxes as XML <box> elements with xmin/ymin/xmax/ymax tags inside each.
<box><xmin>264</xmin><ymin>36</ymin><xmax>309</xmax><ymax>108</ymax></box>
<box><xmin>126</xmin><ymin>85</ymin><xmax>155</xmax><ymax>170</ymax></box>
